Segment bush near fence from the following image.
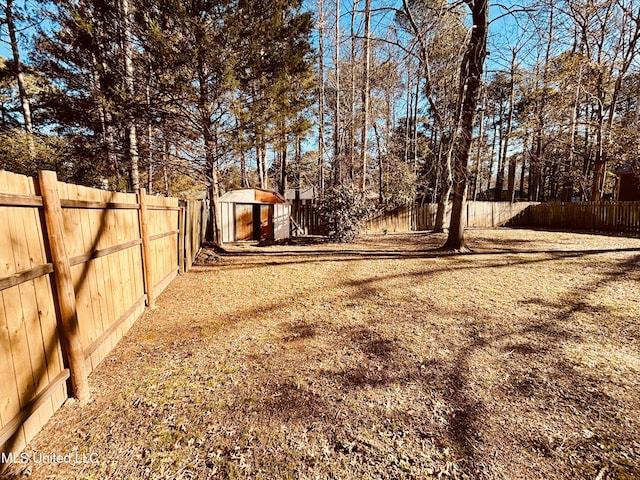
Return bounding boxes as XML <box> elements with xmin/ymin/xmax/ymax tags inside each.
<box><xmin>0</xmin><ymin>170</ymin><xmax>206</xmax><ymax>464</ymax></box>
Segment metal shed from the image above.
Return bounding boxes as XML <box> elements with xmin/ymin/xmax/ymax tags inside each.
<box><xmin>219</xmin><ymin>188</ymin><xmax>290</xmax><ymax>242</ymax></box>
<box><xmin>614</xmin><ymin>162</ymin><xmax>640</xmax><ymax>201</ymax></box>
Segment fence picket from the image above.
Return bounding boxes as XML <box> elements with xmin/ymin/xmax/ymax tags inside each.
<box><xmin>0</xmin><ymin>170</ymin><xmax>206</xmax><ymax>465</ymax></box>
<box><xmin>507</xmin><ymin>201</ymin><xmax>640</xmax><ymax>234</ymax></box>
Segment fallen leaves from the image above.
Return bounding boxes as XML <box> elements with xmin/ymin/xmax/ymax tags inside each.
<box><xmin>5</xmin><ymin>229</ymin><xmax>640</xmax><ymax>480</ymax></box>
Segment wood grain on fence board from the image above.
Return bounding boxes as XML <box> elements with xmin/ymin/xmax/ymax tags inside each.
<box><xmin>510</xmin><ymin>202</ymin><xmax>640</xmax><ymax>233</ymax></box>
<box><xmin>1</xmin><ymin>169</ymin><xmax>199</xmax><ymax>462</ymax></box>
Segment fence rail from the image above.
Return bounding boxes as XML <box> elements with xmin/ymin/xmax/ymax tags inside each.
<box><xmin>364</xmin><ymin>204</ymin><xmax>414</xmax><ymax>233</ymax></box>
<box><xmin>0</xmin><ymin>170</ymin><xmax>206</xmax><ymax>463</ymax></box>
<box><xmin>414</xmin><ymin>201</ymin><xmax>540</xmax><ymax>230</ymax></box>
<box><xmin>507</xmin><ymin>201</ymin><xmax>640</xmax><ymax>233</ymax></box>
<box><xmin>291</xmin><ymin>203</ymin><xmax>324</xmax><ymax>235</ymax></box>
<box><xmin>290</xmin><ymin>202</ymin><xmax>539</xmax><ymax>236</ymax></box>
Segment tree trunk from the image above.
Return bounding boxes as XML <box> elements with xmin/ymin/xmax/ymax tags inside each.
<box><xmin>147</xmin><ymin>124</ymin><xmax>154</xmax><ymax>194</ymax></box>
<box><xmin>434</xmin><ymin>135</ymin><xmax>452</xmax><ymax>232</ymax></box>
<box><xmin>122</xmin><ymin>0</ymin><xmax>140</xmax><ymax>191</ymax></box>
<box><xmin>349</xmin><ymin>0</ymin><xmax>359</xmax><ymax>183</ymax></box>
<box><xmin>209</xmin><ymin>162</ymin><xmax>222</xmax><ymax>246</ymax></box>
<box><xmin>412</xmin><ymin>75</ymin><xmax>420</xmax><ymax>173</ymax></box>
<box><xmin>404</xmin><ymin>61</ymin><xmax>412</xmax><ymax>165</ymax></box>
<box><xmin>563</xmin><ymin>69</ymin><xmax>582</xmax><ymax>202</ymax></box>
<box><xmin>505</xmin><ymin>49</ymin><xmax>517</xmax><ymax>203</ymax></box>
<box><xmin>279</xmin><ymin>130</ymin><xmax>288</xmax><ymax>196</ymax></box>
<box><xmin>240</xmin><ymin>149</ymin><xmax>249</xmax><ymax>188</ymax></box>
<box><xmin>443</xmin><ymin>0</ymin><xmax>488</xmax><ymax>251</ymax></box>
<box><xmin>494</xmin><ymin>99</ymin><xmax>505</xmax><ymax>201</ymax></box>
<box><xmin>373</xmin><ymin>122</ymin><xmax>383</xmax><ymax>203</ymax></box>
<box><xmin>318</xmin><ymin>0</ymin><xmax>326</xmax><ymax>196</ymax></box>
<box><xmin>256</xmin><ymin>141</ymin><xmax>267</xmax><ymax>189</ymax></box>
<box><xmin>91</xmin><ymin>50</ymin><xmax>119</xmax><ymax>184</ymax></box>
<box><xmin>486</xmin><ymin>114</ymin><xmax>497</xmax><ymax>198</ymax></box>
<box><xmin>591</xmin><ymin>99</ymin><xmax>605</xmax><ymax>201</ymax></box>
<box><xmin>163</xmin><ymin>139</ymin><xmax>169</xmax><ymax>195</ymax></box>
<box><xmin>360</xmin><ymin>0</ymin><xmax>371</xmax><ymax>191</ymax></box>
<box><xmin>530</xmin><ymin>5</ymin><xmax>554</xmax><ymax>202</ymax></box>
<box><xmin>5</xmin><ymin>0</ymin><xmax>34</xmax><ymax>156</ymax></box>
<box><xmin>333</xmin><ymin>0</ymin><xmax>341</xmax><ymax>186</ymax></box>
<box><xmin>472</xmin><ymin>84</ymin><xmax>486</xmax><ymax>201</ymax></box>
<box><xmin>146</xmin><ymin>83</ymin><xmax>154</xmax><ymax>194</ymax></box>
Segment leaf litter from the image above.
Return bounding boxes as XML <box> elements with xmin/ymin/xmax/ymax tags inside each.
<box><xmin>5</xmin><ymin>228</ymin><xmax>640</xmax><ymax>480</ymax></box>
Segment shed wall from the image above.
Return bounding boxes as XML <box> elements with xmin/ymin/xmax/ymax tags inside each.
<box><xmin>274</xmin><ymin>204</ymin><xmax>290</xmax><ymax>240</ymax></box>
<box><xmin>220</xmin><ymin>202</ymin><xmax>235</xmax><ymax>243</ymax></box>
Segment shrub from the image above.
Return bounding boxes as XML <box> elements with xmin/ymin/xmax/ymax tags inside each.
<box><xmin>317</xmin><ymin>183</ymin><xmax>374</xmax><ymax>242</ymax></box>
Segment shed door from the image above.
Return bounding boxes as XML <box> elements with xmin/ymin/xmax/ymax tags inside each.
<box><xmin>254</xmin><ymin>204</ymin><xmax>273</xmax><ymax>241</ymax></box>
<box><xmin>261</xmin><ymin>204</ymin><xmax>274</xmax><ymax>240</ymax></box>
<box><xmin>235</xmin><ymin>204</ymin><xmax>253</xmax><ymax>241</ymax></box>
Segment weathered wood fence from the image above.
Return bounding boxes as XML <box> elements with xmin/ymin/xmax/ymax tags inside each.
<box><xmin>507</xmin><ymin>201</ymin><xmax>640</xmax><ymax>233</ymax></box>
<box><xmin>291</xmin><ymin>202</ymin><xmax>539</xmax><ymax>236</ymax></box>
<box><xmin>290</xmin><ymin>202</ymin><xmax>324</xmax><ymax>235</ymax></box>
<box><xmin>0</xmin><ymin>170</ymin><xmax>206</xmax><ymax>462</ymax></box>
<box><xmin>364</xmin><ymin>204</ymin><xmax>414</xmax><ymax>233</ymax></box>
<box><xmin>414</xmin><ymin>201</ymin><xmax>539</xmax><ymax>230</ymax></box>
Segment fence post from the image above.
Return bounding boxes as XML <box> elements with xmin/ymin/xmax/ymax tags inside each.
<box><xmin>38</xmin><ymin>170</ymin><xmax>90</xmax><ymax>401</ymax></box>
<box><xmin>178</xmin><ymin>204</ymin><xmax>186</xmax><ymax>274</ymax></box>
<box><xmin>138</xmin><ymin>188</ymin><xmax>154</xmax><ymax>308</ymax></box>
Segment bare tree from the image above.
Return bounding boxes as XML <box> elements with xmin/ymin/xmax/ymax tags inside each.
<box><xmin>443</xmin><ymin>0</ymin><xmax>489</xmax><ymax>251</ymax></box>
<box><xmin>361</xmin><ymin>0</ymin><xmax>371</xmax><ymax>190</ymax></box>
<box><xmin>333</xmin><ymin>0</ymin><xmax>342</xmax><ymax>185</ymax></box>
<box><xmin>318</xmin><ymin>0</ymin><xmax>326</xmax><ymax>196</ymax></box>
<box><xmin>3</xmin><ymin>0</ymin><xmax>34</xmax><ymax>155</ymax></box>
<box><xmin>121</xmin><ymin>0</ymin><xmax>140</xmax><ymax>191</ymax></box>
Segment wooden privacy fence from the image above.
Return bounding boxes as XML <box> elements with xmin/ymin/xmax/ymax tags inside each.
<box><xmin>290</xmin><ymin>202</ymin><xmax>323</xmax><ymax>235</ymax></box>
<box><xmin>364</xmin><ymin>204</ymin><xmax>413</xmax><ymax>233</ymax></box>
<box><xmin>181</xmin><ymin>197</ymin><xmax>209</xmax><ymax>272</ymax></box>
<box><xmin>290</xmin><ymin>201</ymin><xmax>539</xmax><ymax>236</ymax></box>
<box><xmin>0</xmin><ymin>170</ymin><xmax>206</xmax><ymax>462</ymax></box>
<box><xmin>507</xmin><ymin>201</ymin><xmax>640</xmax><ymax>233</ymax></box>
<box><xmin>414</xmin><ymin>201</ymin><xmax>540</xmax><ymax>230</ymax></box>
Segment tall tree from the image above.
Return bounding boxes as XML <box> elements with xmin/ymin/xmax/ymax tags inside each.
<box><xmin>360</xmin><ymin>0</ymin><xmax>371</xmax><ymax>190</ymax></box>
<box><xmin>333</xmin><ymin>0</ymin><xmax>341</xmax><ymax>186</ymax></box>
<box><xmin>121</xmin><ymin>0</ymin><xmax>140</xmax><ymax>191</ymax></box>
<box><xmin>399</xmin><ymin>0</ymin><xmax>467</xmax><ymax>231</ymax></box>
<box><xmin>443</xmin><ymin>0</ymin><xmax>489</xmax><ymax>251</ymax></box>
<box><xmin>318</xmin><ymin>0</ymin><xmax>326</xmax><ymax>195</ymax></box>
<box><xmin>2</xmin><ymin>0</ymin><xmax>34</xmax><ymax>155</ymax></box>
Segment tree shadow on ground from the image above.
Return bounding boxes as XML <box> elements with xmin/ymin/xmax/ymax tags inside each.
<box><xmin>7</xmin><ymin>233</ymin><xmax>639</xmax><ymax>479</ymax></box>
<box><xmin>251</xmin><ymin>247</ymin><xmax>640</xmax><ymax>478</ymax></box>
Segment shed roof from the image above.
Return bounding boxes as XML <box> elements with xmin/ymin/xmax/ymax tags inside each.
<box><xmin>219</xmin><ymin>188</ymin><xmax>286</xmax><ymax>204</ymax></box>
<box><xmin>614</xmin><ymin>161</ymin><xmax>639</xmax><ymax>176</ymax></box>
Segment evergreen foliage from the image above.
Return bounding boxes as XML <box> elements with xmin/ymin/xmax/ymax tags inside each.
<box><xmin>1</xmin><ymin>0</ymin><xmax>639</xmax><ymax>233</ymax></box>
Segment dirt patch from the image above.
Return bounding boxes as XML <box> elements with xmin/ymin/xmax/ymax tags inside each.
<box><xmin>4</xmin><ymin>229</ymin><xmax>640</xmax><ymax>479</ymax></box>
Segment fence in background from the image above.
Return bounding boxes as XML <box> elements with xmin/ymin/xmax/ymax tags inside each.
<box><xmin>0</xmin><ymin>170</ymin><xmax>206</xmax><ymax>462</ymax></box>
<box><xmin>507</xmin><ymin>201</ymin><xmax>640</xmax><ymax>233</ymax></box>
<box><xmin>414</xmin><ymin>201</ymin><xmax>539</xmax><ymax>230</ymax></box>
<box><xmin>364</xmin><ymin>204</ymin><xmax>413</xmax><ymax>233</ymax></box>
<box><xmin>182</xmin><ymin>198</ymin><xmax>208</xmax><ymax>272</ymax></box>
<box><xmin>290</xmin><ymin>201</ymin><xmax>539</xmax><ymax>236</ymax></box>
<box><xmin>290</xmin><ymin>202</ymin><xmax>324</xmax><ymax>235</ymax></box>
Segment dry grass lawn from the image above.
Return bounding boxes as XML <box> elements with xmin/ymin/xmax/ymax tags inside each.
<box><xmin>4</xmin><ymin>228</ymin><xmax>640</xmax><ymax>480</ymax></box>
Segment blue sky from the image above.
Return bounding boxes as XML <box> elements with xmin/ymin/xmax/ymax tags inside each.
<box><xmin>2</xmin><ymin>0</ymin><xmax>535</xmax><ymax>67</ymax></box>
